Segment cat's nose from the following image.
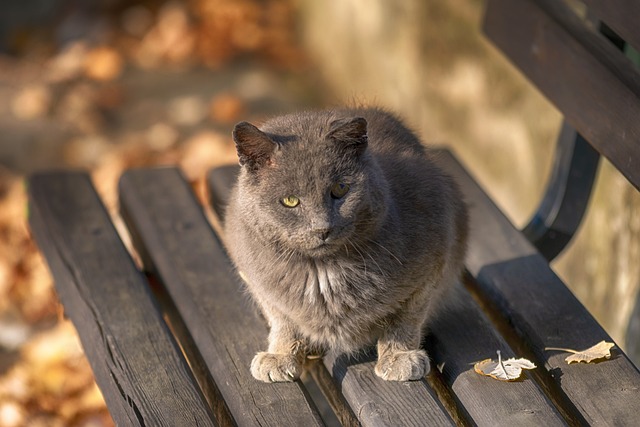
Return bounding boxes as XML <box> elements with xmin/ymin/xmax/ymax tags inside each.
<box><xmin>314</xmin><ymin>228</ymin><xmax>331</xmax><ymax>241</ymax></box>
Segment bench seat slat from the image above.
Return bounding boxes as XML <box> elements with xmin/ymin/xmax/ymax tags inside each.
<box><xmin>28</xmin><ymin>172</ymin><xmax>217</xmax><ymax>427</ymax></box>
<box><xmin>429</xmin><ymin>282</ymin><xmax>565</xmax><ymax>426</ymax></box>
<box><xmin>484</xmin><ymin>0</ymin><xmax>640</xmax><ymax>191</ymax></box>
<box><xmin>436</xmin><ymin>151</ymin><xmax>640</xmax><ymax>425</ymax></box>
<box><xmin>119</xmin><ymin>168</ymin><xmax>324</xmax><ymax>427</ymax></box>
<box><xmin>322</xmin><ymin>353</ymin><xmax>454</xmax><ymax>426</ymax></box>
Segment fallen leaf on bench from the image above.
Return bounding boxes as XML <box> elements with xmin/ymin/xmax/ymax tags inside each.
<box><xmin>474</xmin><ymin>350</ymin><xmax>536</xmax><ymax>381</ymax></box>
<box><xmin>545</xmin><ymin>340</ymin><xmax>615</xmax><ymax>364</ymax></box>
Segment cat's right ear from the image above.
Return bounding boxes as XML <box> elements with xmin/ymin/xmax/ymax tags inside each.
<box><xmin>326</xmin><ymin>117</ymin><xmax>368</xmax><ymax>156</ymax></box>
<box><xmin>233</xmin><ymin>122</ymin><xmax>277</xmax><ymax>170</ymax></box>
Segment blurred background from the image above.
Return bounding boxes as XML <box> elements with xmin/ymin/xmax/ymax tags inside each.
<box><xmin>0</xmin><ymin>0</ymin><xmax>638</xmax><ymax>425</ymax></box>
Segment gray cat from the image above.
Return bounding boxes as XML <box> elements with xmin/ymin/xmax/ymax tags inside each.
<box><xmin>224</xmin><ymin>107</ymin><xmax>468</xmax><ymax>382</ymax></box>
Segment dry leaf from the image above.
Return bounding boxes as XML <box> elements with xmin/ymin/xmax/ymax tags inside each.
<box><xmin>545</xmin><ymin>341</ymin><xmax>615</xmax><ymax>364</ymax></box>
<box><xmin>474</xmin><ymin>350</ymin><xmax>536</xmax><ymax>381</ymax></box>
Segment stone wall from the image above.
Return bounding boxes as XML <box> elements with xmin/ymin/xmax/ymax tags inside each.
<box><xmin>296</xmin><ymin>0</ymin><xmax>640</xmax><ymax>363</ymax></box>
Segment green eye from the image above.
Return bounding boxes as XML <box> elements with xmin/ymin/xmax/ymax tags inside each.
<box><xmin>330</xmin><ymin>182</ymin><xmax>350</xmax><ymax>199</ymax></box>
<box><xmin>281</xmin><ymin>195</ymin><xmax>300</xmax><ymax>208</ymax></box>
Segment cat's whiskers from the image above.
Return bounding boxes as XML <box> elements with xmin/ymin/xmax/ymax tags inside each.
<box><xmin>335</xmin><ymin>258</ymin><xmax>348</xmax><ymax>282</ymax></box>
<box><xmin>273</xmin><ymin>245</ymin><xmax>287</xmax><ymax>263</ymax></box>
<box><xmin>284</xmin><ymin>247</ymin><xmax>297</xmax><ymax>265</ymax></box>
<box><xmin>352</xmin><ymin>238</ymin><xmax>387</xmax><ymax>279</ymax></box>
<box><xmin>366</xmin><ymin>251</ymin><xmax>387</xmax><ymax>279</ymax></box>
<box><xmin>351</xmin><ymin>242</ymin><xmax>389</xmax><ymax>279</ymax></box>
<box><xmin>274</xmin><ymin>244</ymin><xmax>296</xmax><ymax>265</ymax></box>
<box><xmin>366</xmin><ymin>238</ymin><xmax>403</xmax><ymax>266</ymax></box>
<box><xmin>347</xmin><ymin>238</ymin><xmax>368</xmax><ymax>276</ymax></box>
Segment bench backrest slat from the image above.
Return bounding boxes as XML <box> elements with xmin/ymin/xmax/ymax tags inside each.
<box><xmin>581</xmin><ymin>0</ymin><xmax>640</xmax><ymax>51</ymax></box>
<box><xmin>484</xmin><ymin>0</ymin><xmax>640</xmax><ymax>190</ymax></box>
<box><xmin>119</xmin><ymin>168</ymin><xmax>325</xmax><ymax>427</ymax></box>
<box><xmin>28</xmin><ymin>172</ymin><xmax>217</xmax><ymax>427</ymax></box>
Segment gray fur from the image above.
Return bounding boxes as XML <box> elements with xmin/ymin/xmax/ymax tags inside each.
<box><xmin>224</xmin><ymin>107</ymin><xmax>468</xmax><ymax>382</ymax></box>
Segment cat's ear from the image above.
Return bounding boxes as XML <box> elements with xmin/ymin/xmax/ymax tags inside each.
<box><xmin>233</xmin><ymin>121</ymin><xmax>277</xmax><ymax>170</ymax></box>
<box><xmin>327</xmin><ymin>117</ymin><xmax>368</xmax><ymax>155</ymax></box>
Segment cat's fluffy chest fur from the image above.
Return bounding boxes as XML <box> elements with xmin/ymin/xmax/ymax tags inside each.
<box><xmin>240</xmin><ymin>242</ymin><xmax>403</xmax><ymax>353</ymax></box>
<box><xmin>225</xmin><ymin>107</ymin><xmax>468</xmax><ymax>382</ymax></box>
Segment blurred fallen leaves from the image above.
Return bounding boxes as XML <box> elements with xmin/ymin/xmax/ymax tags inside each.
<box><xmin>45</xmin><ymin>41</ymin><xmax>89</xmax><ymax>83</ymax></box>
<box><xmin>474</xmin><ymin>350</ymin><xmax>536</xmax><ymax>381</ymax></box>
<box><xmin>191</xmin><ymin>0</ymin><xmax>306</xmax><ymax>69</ymax></box>
<box><xmin>0</xmin><ymin>171</ymin><xmax>57</xmax><ymax>324</ymax></box>
<box><xmin>0</xmin><ymin>322</ymin><xmax>112</xmax><ymax>426</ymax></box>
<box><xmin>10</xmin><ymin>85</ymin><xmax>52</xmax><ymax>120</ymax></box>
<box><xmin>210</xmin><ymin>92</ymin><xmax>245</xmax><ymax>124</ymax></box>
<box><xmin>8</xmin><ymin>0</ymin><xmax>307</xmax><ymax>133</ymax></box>
<box><xmin>168</xmin><ymin>95</ymin><xmax>208</xmax><ymax>126</ymax></box>
<box><xmin>119</xmin><ymin>0</ymin><xmax>306</xmax><ymax>71</ymax></box>
<box><xmin>546</xmin><ymin>341</ymin><xmax>616</xmax><ymax>364</ymax></box>
<box><xmin>133</xmin><ymin>2</ymin><xmax>197</xmax><ymax>69</ymax></box>
<box><xmin>83</xmin><ymin>46</ymin><xmax>124</xmax><ymax>82</ymax></box>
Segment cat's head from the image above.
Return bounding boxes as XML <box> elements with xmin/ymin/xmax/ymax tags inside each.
<box><xmin>232</xmin><ymin>112</ymin><xmax>388</xmax><ymax>258</ymax></box>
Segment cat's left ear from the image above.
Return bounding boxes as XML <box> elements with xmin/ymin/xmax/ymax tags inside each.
<box><xmin>326</xmin><ymin>117</ymin><xmax>368</xmax><ymax>155</ymax></box>
<box><xmin>233</xmin><ymin>121</ymin><xmax>278</xmax><ymax>170</ymax></box>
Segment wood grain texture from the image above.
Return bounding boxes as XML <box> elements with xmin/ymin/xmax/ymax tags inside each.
<box><xmin>324</xmin><ymin>351</ymin><xmax>454</xmax><ymax>427</ymax></box>
<box><xmin>436</xmin><ymin>150</ymin><xmax>640</xmax><ymax>425</ymax></box>
<box><xmin>119</xmin><ymin>168</ymin><xmax>324</xmax><ymax>427</ymax></box>
<box><xmin>581</xmin><ymin>0</ymin><xmax>640</xmax><ymax>51</ymax></box>
<box><xmin>305</xmin><ymin>359</ymin><xmax>360</xmax><ymax>427</ymax></box>
<box><xmin>429</xmin><ymin>283</ymin><xmax>565</xmax><ymax>426</ymax></box>
<box><xmin>28</xmin><ymin>171</ymin><xmax>216</xmax><ymax>427</ymax></box>
<box><xmin>484</xmin><ymin>0</ymin><xmax>640</xmax><ymax>191</ymax></box>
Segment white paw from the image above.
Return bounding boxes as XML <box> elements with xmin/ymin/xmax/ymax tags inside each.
<box><xmin>375</xmin><ymin>349</ymin><xmax>430</xmax><ymax>381</ymax></box>
<box><xmin>250</xmin><ymin>352</ymin><xmax>302</xmax><ymax>383</ymax></box>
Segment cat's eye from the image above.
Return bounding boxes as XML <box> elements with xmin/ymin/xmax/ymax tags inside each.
<box><xmin>330</xmin><ymin>182</ymin><xmax>350</xmax><ymax>199</ymax></box>
<box><xmin>281</xmin><ymin>195</ymin><xmax>300</xmax><ymax>208</ymax></box>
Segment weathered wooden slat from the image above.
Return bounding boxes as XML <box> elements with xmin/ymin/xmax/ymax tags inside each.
<box><xmin>119</xmin><ymin>168</ymin><xmax>324</xmax><ymax>427</ymax></box>
<box><xmin>305</xmin><ymin>359</ymin><xmax>360</xmax><ymax>427</ymax></box>
<box><xmin>27</xmin><ymin>171</ymin><xmax>216</xmax><ymax>427</ymax></box>
<box><xmin>323</xmin><ymin>352</ymin><xmax>454</xmax><ymax>427</ymax></box>
<box><xmin>484</xmin><ymin>0</ymin><xmax>640</xmax><ymax>191</ymax></box>
<box><xmin>436</xmin><ymin>150</ymin><xmax>640</xmax><ymax>425</ymax></box>
<box><xmin>206</xmin><ymin>165</ymin><xmax>456</xmax><ymax>427</ymax></box>
<box><xmin>428</xmin><ymin>282</ymin><xmax>566</xmax><ymax>426</ymax></box>
<box><xmin>581</xmin><ymin>0</ymin><xmax>640</xmax><ymax>52</ymax></box>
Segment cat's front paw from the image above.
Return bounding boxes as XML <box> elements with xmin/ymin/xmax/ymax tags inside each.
<box><xmin>250</xmin><ymin>352</ymin><xmax>302</xmax><ymax>382</ymax></box>
<box><xmin>375</xmin><ymin>349</ymin><xmax>430</xmax><ymax>381</ymax></box>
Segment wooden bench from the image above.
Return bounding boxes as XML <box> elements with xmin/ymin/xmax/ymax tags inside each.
<box><xmin>27</xmin><ymin>0</ymin><xmax>640</xmax><ymax>425</ymax></box>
